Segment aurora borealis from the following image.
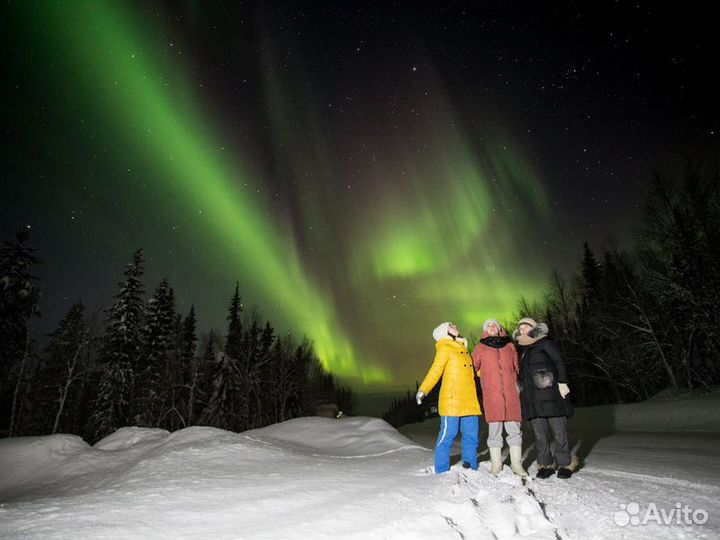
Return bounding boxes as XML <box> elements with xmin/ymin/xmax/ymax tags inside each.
<box><xmin>2</xmin><ymin>2</ymin><xmax>718</xmax><ymax>394</ymax></box>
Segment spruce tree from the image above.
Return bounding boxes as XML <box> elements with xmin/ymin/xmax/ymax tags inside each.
<box><xmin>580</xmin><ymin>242</ymin><xmax>602</xmax><ymax>309</ymax></box>
<box><xmin>135</xmin><ymin>278</ymin><xmax>177</xmax><ymax>427</ymax></box>
<box><xmin>166</xmin><ymin>312</ymin><xmax>185</xmax><ymax>430</ymax></box>
<box><xmin>201</xmin><ymin>284</ymin><xmax>243</xmax><ymax>430</ymax></box>
<box><xmin>238</xmin><ymin>310</ymin><xmax>260</xmax><ymax>430</ymax></box>
<box><xmin>237</xmin><ymin>310</ymin><xmax>275</xmax><ymax>430</ymax></box>
<box><xmin>256</xmin><ymin>321</ymin><xmax>276</xmax><ymax>426</ymax></box>
<box><xmin>0</xmin><ymin>227</ymin><xmax>41</xmax><ymax>436</ymax></box>
<box><xmin>86</xmin><ymin>250</ymin><xmax>145</xmax><ymax>443</ymax></box>
<box><xmin>226</xmin><ymin>283</ymin><xmax>243</xmax><ymax>359</ymax></box>
<box><xmin>180</xmin><ymin>306</ymin><xmax>199</xmax><ymax>425</ymax></box>
<box><xmin>195</xmin><ymin>330</ymin><xmax>219</xmax><ymax>421</ymax></box>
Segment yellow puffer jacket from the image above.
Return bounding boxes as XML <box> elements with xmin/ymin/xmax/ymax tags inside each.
<box><xmin>419</xmin><ymin>337</ymin><xmax>482</xmax><ymax>417</ymax></box>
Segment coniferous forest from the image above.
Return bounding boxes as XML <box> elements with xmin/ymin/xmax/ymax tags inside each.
<box><xmin>383</xmin><ymin>165</ymin><xmax>720</xmax><ymax>427</ymax></box>
<box><xmin>522</xmin><ymin>165</ymin><xmax>720</xmax><ymax>406</ymax></box>
<box><xmin>3</xmin><ymin>166</ymin><xmax>719</xmax><ymax>436</ymax></box>
<box><xmin>0</xmin><ymin>243</ymin><xmax>356</xmax><ymax>442</ymax></box>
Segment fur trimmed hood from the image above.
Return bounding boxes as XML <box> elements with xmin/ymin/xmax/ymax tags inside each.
<box><xmin>513</xmin><ymin>321</ymin><xmax>549</xmax><ymax>346</ymax></box>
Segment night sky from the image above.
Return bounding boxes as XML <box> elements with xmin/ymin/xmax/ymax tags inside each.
<box><xmin>2</xmin><ymin>1</ymin><xmax>718</xmax><ymax>392</ymax></box>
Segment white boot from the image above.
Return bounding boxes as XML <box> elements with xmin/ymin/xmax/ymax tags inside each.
<box><xmin>489</xmin><ymin>447</ymin><xmax>503</xmax><ymax>475</ymax></box>
<box><xmin>509</xmin><ymin>446</ymin><xmax>528</xmax><ymax>477</ymax></box>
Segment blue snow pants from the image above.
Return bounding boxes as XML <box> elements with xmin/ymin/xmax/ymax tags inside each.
<box><xmin>434</xmin><ymin>415</ymin><xmax>480</xmax><ymax>473</ymax></box>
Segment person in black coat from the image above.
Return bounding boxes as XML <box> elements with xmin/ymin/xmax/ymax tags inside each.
<box><xmin>513</xmin><ymin>317</ymin><xmax>577</xmax><ymax>479</ymax></box>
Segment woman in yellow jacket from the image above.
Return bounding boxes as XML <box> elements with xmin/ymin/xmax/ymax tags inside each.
<box><xmin>416</xmin><ymin>321</ymin><xmax>482</xmax><ymax>473</ymax></box>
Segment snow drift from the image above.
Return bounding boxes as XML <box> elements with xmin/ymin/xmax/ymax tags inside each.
<box><xmin>1</xmin><ymin>394</ymin><xmax>719</xmax><ymax>539</ymax></box>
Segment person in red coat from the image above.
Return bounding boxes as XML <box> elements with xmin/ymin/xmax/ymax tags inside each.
<box><xmin>471</xmin><ymin>319</ymin><xmax>527</xmax><ymax>476</ymax></box>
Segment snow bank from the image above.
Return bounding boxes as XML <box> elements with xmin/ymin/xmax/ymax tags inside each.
<box><xmin>570</xmin><ymin>388</ymin><xmax>720</xmax><ymax>433</ymax></box>
<box><xmin>93</xmin><ymin>426</ymin><xmax>171</xmax><ymax>450</ymax></box>
<box><xmin>246</xmin><ymin>416</ymin><xmax>419</xmax><ymax>456</ymax></box>
<box><xmin>0</xmin><ymin>416</ymin><xmax>571</xmax><ymax>540</ymax></box>
<box><xmin>1</xmin><ymin>414</ymin><xmax>718</xmax><ymax>539</ymax></box>
<box><xmin>0</xmin><ymin>434</ymin><xmax>89</xmax><ymax>497</ymax></box>
<box><xmin>0</xmin><ymin>417</ymin><xmax>411</xmax><ymax>502</ymax></box>
<box><xmin>0</xmin><ymin>425</ymin><xmax>246</xmax><ymax>502</ymax></box>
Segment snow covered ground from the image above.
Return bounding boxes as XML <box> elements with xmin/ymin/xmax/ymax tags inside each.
<box><xmin>1</xmin><ymin>392</ymin><xmax>718</xmax><ymax>539</ymax></box>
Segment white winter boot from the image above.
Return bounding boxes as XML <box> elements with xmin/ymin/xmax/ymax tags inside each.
<box><xmin>489</xmin><ymin>447</ymin><xmax>503</xmax><ymax>475</ymax></box>
<box><xmin>509</xmin><ymin>446</ymin><xmax>528</xmax><ymax>477</ymax></box>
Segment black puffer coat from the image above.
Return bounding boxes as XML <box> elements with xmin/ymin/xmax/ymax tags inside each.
<box><xmin>517</xmin><ymin>336</ymin><xmax>573</xmax><ymax>420</ymax></box>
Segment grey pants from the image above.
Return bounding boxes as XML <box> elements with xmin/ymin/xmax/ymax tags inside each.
<box><xmin>487</xmin><ymin>421</ymin><xmax>522</xmax><ymax>448</ymax></box>
<box><xmin>530</xmin><ymin>416</ymin><xmax>570</xmax><ymax>467</ymax></box>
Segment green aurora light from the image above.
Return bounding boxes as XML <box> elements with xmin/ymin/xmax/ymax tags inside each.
<box><xmin>26</xmin><ymin>2</ymin><xmax>388</xmax><ymax>383</ymax></box>
<box><xmin>14</xmin><ymin>2</ymin><xmax>551</xmax><ymax>389</ymax></box>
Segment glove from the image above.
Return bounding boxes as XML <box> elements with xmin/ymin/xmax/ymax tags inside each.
<box><xmin>416</xmin><ymin>391</ymin><xmax>425</xmax><ymax>405</ymax></box>
<box><xmin>558</xmin><ymin>383</ymin><xmax>570</xmax><ymax>399</ymax></box>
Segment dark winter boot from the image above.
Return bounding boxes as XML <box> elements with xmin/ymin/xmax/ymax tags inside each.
<box><xmin>556</xmin><ymin>455</ymin><xmax>579</xmax><ymax>479</ymax></box>
<box><xmin>536</xmin><ymin>465</ymin><xmax>555</xmax><ymax>479</ymax></box>
<box><xmin>462</xmin><ymin>461</ymin><xmax>471</xmax><ymax>469</ymax></box>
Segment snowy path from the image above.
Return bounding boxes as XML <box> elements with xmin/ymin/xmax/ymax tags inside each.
<box><xmin>543</xmin><ymin>430</ymin><xmax>720</xmax><ymax>540</ymax></box>
<box><xmin>401</xmin><ymin>406</ymin><xmax>720</xmax><ymax>540</ymax></box>
<box><xmin>1</xmin><ymin>405</ymin><xmax>718</xmax><ymax>539</ymax></box>
<box><xmin>402</xmin><ymin>432</ymin><xmax>720</xmax><ymax>540</ymax></box>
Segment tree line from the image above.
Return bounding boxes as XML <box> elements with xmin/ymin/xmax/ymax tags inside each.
<box><xmin>0</xmin><ymin>244</ymin><xmax>355</xmax><ymax>442</ymax></box>
<box><xmin>383</xmin><ymin>163</ymin><xmax>720</xmax><ymax>427</ymax></box>
<box><xmin>522</xmin><ymin>164</ymin><xmax>720</xmax><ymax>405</ymax></box>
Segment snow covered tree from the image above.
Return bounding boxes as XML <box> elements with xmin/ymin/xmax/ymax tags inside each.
<box><xmin>267</xmin><ymin>334</ymin><xmax>295</xmax><ymax>423</ymax></box>
<box><xmin>179</xmin><ymin>306</ymin><xmax>200</xmax><ymax>425</ymax></box>
<box><xmin>238</xmin><ymin>311</ymin><xmax>274</xmax><ymax>430</ymax></box>
<box><xmin>135</xmin><ymin>278</ymin><xmax>177</xmax><ymax>427</ymax></box>
<box><xmin>199</xmin><ymin>350</ymin><xmax>240</xmax><ymax>430</ymax></box>
<box><xmin>254</xmin><ymin>321</ymin><xmax>277</xmax><ymax>426</ymax></box>
<box><xmin>0</xmin><ymin>226</ymin><xmax>41</xmax><ymax>437</ymax></box>
<box><xmin>266</xmin><ymin>336</ymin><xmax>318</xmax><ymax>423</ymax></box>
<box><xmin>225</xmin><ymin>283</ymin><xmax>243</xmax><ymax>359</ymax></box>
<box><xmin>37</xmin><ymin>302</ymin><xmax>94</xmax><ymax>434</ymax></box>
<box><xmin>86</xmin><ymin>250</ymin><xmax>145</xmax><ymax>443</ymax></box>
<box><xmin>160</xmin><ymin>305</ymin><xmax>198</xmax><ymax>430</ymax></box>
<box><xmin>200</xmin><ymin>284</ymin><xmax>244</xmax><ymax>430</ymax></box>
<box><xmin>195</xmin><ymin>330</ymin><xmax>220</xmax><ymax>421</ymax></box>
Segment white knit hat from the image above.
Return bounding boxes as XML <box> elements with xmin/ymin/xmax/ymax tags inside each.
<box><xmin>432</xmin><ymin>322</ymin><xmax>452</xmax><ymax>342</ymax></box>
<box><xmin>483</xmin><ymin>319</ymin><xmax>502</xmax><ymax>332</ymax></box>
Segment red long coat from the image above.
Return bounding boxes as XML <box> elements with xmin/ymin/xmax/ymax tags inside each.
<box><xmin>471</xmin><ymin>330</ymin><xmax>522</xmax><ymax>422</ymax></box>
